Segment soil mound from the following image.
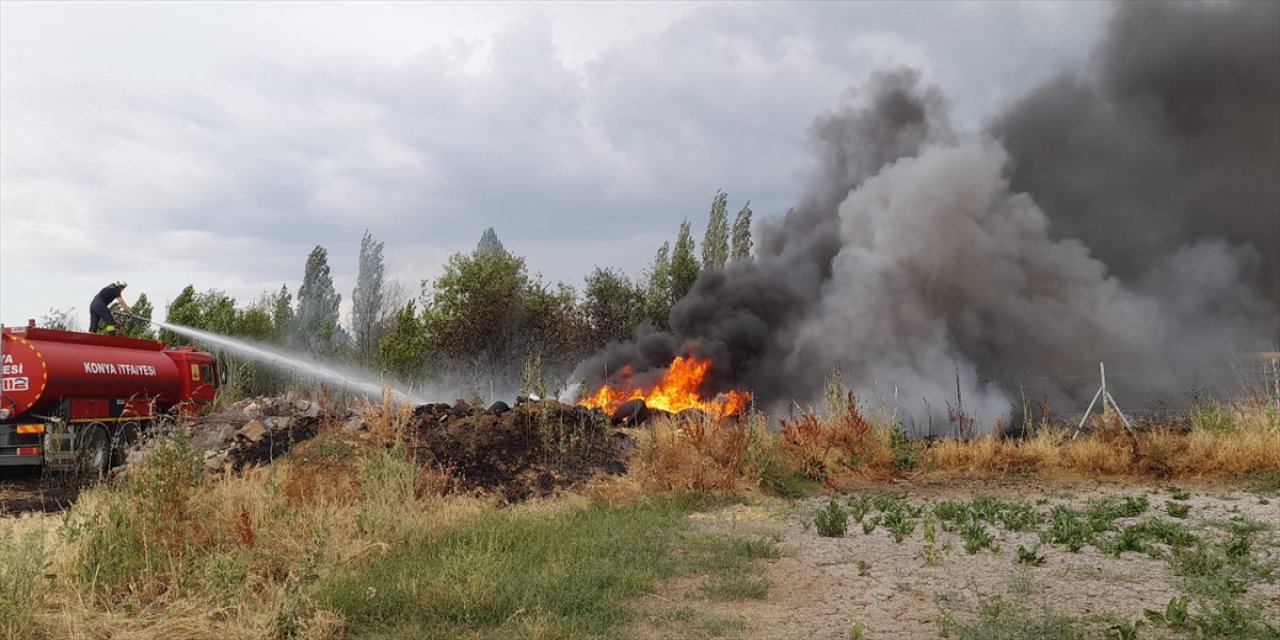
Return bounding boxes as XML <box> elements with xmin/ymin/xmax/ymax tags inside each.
<box><xmin>410</xmin><ymin>400</ymin><xmax>630</xmax><ymax>501</ymax></box>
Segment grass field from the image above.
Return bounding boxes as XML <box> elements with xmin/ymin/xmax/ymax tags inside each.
<box><xmin>2</xmin><ymin>397</ymin><xmax>1277</xmax><ymax>639</ymax></box>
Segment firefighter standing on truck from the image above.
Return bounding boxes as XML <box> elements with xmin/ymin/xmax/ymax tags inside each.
<box><xmin>89</xmin><ymin>280</ymin><xmax>133</xmax><ymax>335</ymax></box>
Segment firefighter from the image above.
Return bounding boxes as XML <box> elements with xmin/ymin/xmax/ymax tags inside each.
<box><xmin>89</xmin><ymin>280</ymin><xmax>133</xmax><ymax>335</ymax></box>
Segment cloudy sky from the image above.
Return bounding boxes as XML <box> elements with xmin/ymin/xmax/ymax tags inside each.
<box><xmin>0</xmin><ymin>0</ymin><xmax>1107</xmax><ymax>328</ymax></box>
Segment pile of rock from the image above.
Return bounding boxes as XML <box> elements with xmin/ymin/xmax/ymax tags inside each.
<box><xmin>188</xmin><ymin>397</ymin><xmax>331</xmax><ymax>472</ymax></box>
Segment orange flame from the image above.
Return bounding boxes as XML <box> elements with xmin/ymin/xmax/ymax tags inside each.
<box><xmin>578</xmin><ymin>355</ymin><xmax>750</xmax><ymax>418</ymax></box>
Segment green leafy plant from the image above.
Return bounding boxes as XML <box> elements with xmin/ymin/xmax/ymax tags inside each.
<box><xmin>1016</xmin><ymin>544</ymin><xmax>1046</xmax><ymax>566</ymax></box>
<box><xmin>814</xmin><ymin>498</ymin><xmax>849</xmax><ymax>538</ymax></box>
<box><xmin>1166</xmin><ymin>502</ymin><xmax>1191</xmax><ymax>518</ymax></box>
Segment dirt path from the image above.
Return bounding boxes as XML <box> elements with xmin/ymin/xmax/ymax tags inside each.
<box><xmin>650</xmin><ymin>479</ymin><xmax>1280</xmax><ymax>640</ymax></box>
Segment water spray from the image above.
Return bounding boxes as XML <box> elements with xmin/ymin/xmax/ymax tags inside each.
<box><xmin>124</xmin><ymin>313</ymin><xmax>429</xmax><ymax>405</ymax></box>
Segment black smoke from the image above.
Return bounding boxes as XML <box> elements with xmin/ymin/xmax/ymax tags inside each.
<box><xmin>573</xmin><ymin>2</ymin><xmax>1279</xmax><ymax>425</ymax></box>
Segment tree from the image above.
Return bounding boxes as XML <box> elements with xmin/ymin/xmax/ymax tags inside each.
<box><xmin>352</xmin><ymin>230</ymin><xmax>387</xmax><ymax>367</ymax></box>
<box><xmin>39</xmin><ymin>308</ymin><xmax>81</xmax><ymax>331</ymax></box>
<box><xmin>377</xmin><ymin>301</ymin><xmax>430</xmax><ymax>381</ymax></box>
<box><xmin>582</xmin><ymin>267</ymin><xmax>644</xmax><ymax>347</ymax></box>
<box><xmin>475</xmin><ymin>227</ymin><xmax>506</xmax><ymax>256</ymax></box>
<box><xmin>669</xmin><ymin>219</ymin><xmax>700</xmax><ymax>304</ymax></box>
<box><xmin>702</xmin><ymin>190</ymin><xmax>730</xmax><ymax>269</ymax></box>
<box><xmin>422</xmin><ymin>248</ymin><xmax>530</xmax><ymax>364</ymax></box>
<box><xmin>270</xmin><ymin>284</ymin><xmax>294</xmax><ymax>339</ymax></box>
<box><xmin>643</xmin><ymin>241</ymin><xmax>672</xmax><ymax>330</ymax></box>
<box><xmin>114</xmin><ymin>292</ymin><xmax>154</xmax><ymax>339</ymax></box>
<box><xmin>732</xmin><ymin>201</ymin><xmax>753</xmax><ymax>262</ymax></box>
<box><xmin>291</xmin><ymin>245</ymin><xmax>343</xmax><ymax>355</ymax></box>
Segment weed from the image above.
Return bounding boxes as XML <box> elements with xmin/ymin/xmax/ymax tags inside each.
<box><xmin>862</xmin><ymin>515</ymin><xmax>880</xmax><ymax>535</ymax></box>
<box><xmin>960</xmin><ymin>523</ymin><xmax>998</xmax><ymax>555</ymax></box>
<box><xmin>1168</xmin><ymin>486</ymin><xmax>1192</xmax><ymax>500</ymax></box>
<box><xmin>1104</xmin><ymin>619</ymin><xmax>1143</xmax><ymax>640</ymax></box>
<box><xmin>1191</xmin><ymin>399</ymin><xmax>1237</xmax><ymax>432</ymax></box>
<box><xmin>273</xmin><ymin>524</ymin><xmax>328</xmax><ymax>639</ymax></box>
<box><xmin>848</xmin><ymin>623</ymin><xmax>865</xmax><ymax>640</ymax></box>
<box><xmin>889</xmin><ymin>424</ymin><xmax>919</xmax><ymax>471</ymax></box>
<box><xmin>1015</xmin><ymin>544</ymin><xmax>1046</xmax><ymax>566</ymax></box>
<box><xmin>921</xmin><ymin>515</ymin><xmax>945</xmax><ymax>566</ymax></box>
<box><xmin>857</xmin><ymin>560</ymin><xmax>870</xmax><ymax>577</ymax></box>
<box><xmin>882</xmin><ymin>508</ymin><xmax>917</xmax><ymax>543</ymax></box>
<box><xmin>1166</xmin><ymin>501</ymin><xmax>1191</xmax><ymax>518</ymax></box>
<box><xmin>0</xmin><ymin>531</ymin><xmax>46</xmax><ymax>639</ymax></box>
<box><xmin>846</xmin><ymin>494</ymin><xmax>873</xmax><ymax>523</ymax></box>
<box><xmin>1142</xmin><ymin>595</ymin><xmax>1191</xmax><ymax>629</ymax></box>
<box><xmin>814</xmin><ymin>498</ymin><xmax>850</xmax><ymax>538</ymax></box>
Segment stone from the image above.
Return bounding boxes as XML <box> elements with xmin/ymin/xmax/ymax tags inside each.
<box><xmin>238</xmin><ymin>419</ymin><xmax>268</xmax><ymax>443</ymax></box>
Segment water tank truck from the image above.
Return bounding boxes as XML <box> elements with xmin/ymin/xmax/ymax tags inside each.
<box><xmin>0</xmin><ymin>320</ymin><xmax>221</xmax><ymax>473</ymax></box>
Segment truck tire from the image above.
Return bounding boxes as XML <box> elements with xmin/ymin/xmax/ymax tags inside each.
<box><xmin>77</xmin><ymin>424</ymin><xmax>111</xmax><ymax>478</ymax></box>
<box><xmin>111</xmin><ymin>422</ymin><xmax>141</xmax><ymax>467</ymax></box>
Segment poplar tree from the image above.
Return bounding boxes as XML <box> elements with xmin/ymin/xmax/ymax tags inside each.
<box><xmin>702</xmin><ymin>190</ymin><xmax>730</xmax><ymax>269</ymax></box>
<box><xmin>292</xmin><ymin>245</ymin><xmax>343</xmax><ymax>354</ymax></box>
<box><xmin>352</xmin><ymin>230</ymin><xmax>387</xmax><ymax>366</ymax></box>
<box><xmin>731</xmin><ymin>201</ymin><xmax>754</xmax><ymax>262</ymax></box>
<box><xmin>669</xmin><ymin>219</ymin><xmax>700</xmax><ymax>304</ymax></box>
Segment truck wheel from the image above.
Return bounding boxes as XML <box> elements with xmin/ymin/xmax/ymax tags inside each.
<box><xmin>77</xmin><ymin>425</ymin><xmax>111</xmax><ymax>478</ymax></box>
<box><xmin>112</xmin><ymin>422</ymin><xmax>141</xmax><ymax>467</ymax></box>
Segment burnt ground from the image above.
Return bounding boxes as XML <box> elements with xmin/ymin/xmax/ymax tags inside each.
<box><xmin>0</xmin><ymin>467</ymin><xmax>81</xmax><ymax>515</ymax></box>
<box><xmin>410</xmin><ymin>400</ymin><xmax>631</xmax><ymax>502</ymax></box>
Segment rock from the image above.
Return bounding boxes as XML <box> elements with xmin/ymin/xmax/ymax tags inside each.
<box><xmin>297</xmin><ymin>400</ymin><xmax>321</xmax><ymax>419</ymax></box>
<box><xmin>453</xmin><ymin>399</ymin><xmax>473</xmax><ymax>413</ymax></box>
<box><xmin>488</xmin><ymin>401</ymin><xmax>512</xmax><ymax>414</ymax></box>
<box><xmin>238</xmin><ymin>419</ymin><xmax>268</xmax><ymax>443</ymax></box>
<box><xmin>342</xmin><ymin>415</ymin><xmax>366</xmax><ymax>433</ymax></box>
<box><xmin>264</xmin><ymin>416</ymin><xmax>296</xmax><ymax>432</ymax></box>
<box><xmin>204</xmin><ymin>451</ymin><xmax>228</xmax><ymax>471</ymax></box>
<box><xmin>611</xmin><ymin>399</ymin><xmax>649</xmax><ymax>426</ymax></box>
<box><xmin>242</xmin><ymin>401</ymin><xmax>264</xmax><ymax>418</ymax></box>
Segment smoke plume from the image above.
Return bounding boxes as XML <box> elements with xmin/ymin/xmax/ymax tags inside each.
<box><xmin>574</xmin><ymin>2</ymin><xmax>1279</xmax><ymax>426</ymax></box>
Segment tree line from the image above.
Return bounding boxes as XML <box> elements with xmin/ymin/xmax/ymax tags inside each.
<box><xmin>40</xmin><ymin>192</ymin><xmax>754</xmax><ymax>399</ymax></box>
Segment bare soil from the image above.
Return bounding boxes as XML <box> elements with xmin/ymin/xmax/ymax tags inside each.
<box><xmin>642</xmin><ymin>478</ymin><xmax>1280</xmax><ymax>640</ymax></box>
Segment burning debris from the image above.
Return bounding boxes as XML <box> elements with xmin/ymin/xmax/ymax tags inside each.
<box><xmin>576</xmin><ymin>355</ymin><xmax>750</xmax><ymax>422</ymax></box>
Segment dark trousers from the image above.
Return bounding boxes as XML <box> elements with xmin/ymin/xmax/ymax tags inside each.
<box><xmin>89</xmin><ymin>298</ymin><xmax>116</xmax><ymax>333</ymax></box>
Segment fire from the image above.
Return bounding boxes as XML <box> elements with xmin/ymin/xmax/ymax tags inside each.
<box><xmin>578</xmin><ymin>355</ymin><xmax>750</xmax><ymax>418</ymax></box>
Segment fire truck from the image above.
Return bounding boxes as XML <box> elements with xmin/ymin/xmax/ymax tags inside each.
<box><xmin>0</xmin><ymin>321</ymin><xmax>221</xmax><ymax>473</ymax></box>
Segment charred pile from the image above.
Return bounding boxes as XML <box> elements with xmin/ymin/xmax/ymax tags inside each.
<box><xmin>409</xmin><ymin>400</ymin><xmax>630</xmax><ymax>501</ymax></box>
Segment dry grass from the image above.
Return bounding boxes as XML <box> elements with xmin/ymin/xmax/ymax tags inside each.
<box><xmin>626</xmin><ymin>398</ymin><xmax>1280</xmax><ymax>497</ymax></box>
<box><xmin>928</xmin><ymin>403</ymin><xmax>1280</xmax><ymax>479</ymax></box>
<box><xmin>4</xmin><ymin>394</ymin><xmax>1277</xmax><ymax>639</ymax></box>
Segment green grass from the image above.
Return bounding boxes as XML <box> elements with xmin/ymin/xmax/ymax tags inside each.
<box><xmin>938</xmin><ymin>597</ymin><xmax>1095</xmax><ymax>640</ymax></box>
<box><xmin>316</xmin><ymin>496</ymin><xmax>778</xmax><ymax>639</ymax></box>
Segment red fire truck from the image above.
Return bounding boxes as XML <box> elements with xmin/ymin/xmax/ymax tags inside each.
<box><xmin>1</xmin><ymin>321</ymin><xmax>221</xmax><ymax>472</ymax></box>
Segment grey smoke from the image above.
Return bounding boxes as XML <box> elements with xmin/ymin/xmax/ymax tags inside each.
<box><xmin>574</xmin><ymin>2</ymin><xmax>1278</xmax><ymax>426</ymax></box>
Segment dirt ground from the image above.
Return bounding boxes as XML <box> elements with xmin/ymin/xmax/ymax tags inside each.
<box><xmin>0</xmin><ymin>468</ymin><xmax>80</xmax><ymax>516</ymax></box>
<box><xmin>644</xmin><ymin>478</ymin><xmax>1280</xmax><ymax>640</ymax></box>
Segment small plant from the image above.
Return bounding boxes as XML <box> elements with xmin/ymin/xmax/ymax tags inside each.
<box><xmin>1105</xmin><ymin>619</ymin><xmax>1144</xmax><ymax>640</ymax></box>
<box><xmin>1144</xmin><ymin>595</ymin><xmax>1191</xmax><ymax>629</ymax></box>
<box><xmin>1191</xmin><ymin>399</ymin><xmax>1237</xmax><ymax>432</ymax></box>
<box><xmin>882</xmin><ymin>508</ymin><xmax>917</xmax><ymax>543</ymax></box>
<box><xmin>960</xmin><ymin>522</ymin><xmax>997</xmax><ymax>555</ymax></box>
<box><xmin>814</xmin><ymin>498</ymin><xmax>849</xmax><ymax>538</ymax></box>
<box><xmin>857</xmin><ymin>560</ymin><xmax>870</xmax><ymax>577</ymax></box>
<box><xmin>1168</xmin><ymin>486</ymin><xmax>1191</xmax><ymax>501</ymax></box>
<box><xmin>847</xmin><ymin>495</ymin><xmax>873</xmax><ymax>523</ymax></box>
<box><xmin>889</xmin><ymin>424</ymin><xmax>918</xmax><ymax>471</ymax></box>
<box><xmin>862</xmin><ymin>515</ymin><xmax>880</xmax><ymax>535</ymax></box>
<box><xmin>847</xmin><ymin>623</ymin><xmax>865</xmax><ymax>640</ymax></box>
<box><xmin>1166</xmin><ymin>502</ymin><xmax>1191</xmax><ymax>518</ymax></box>
<box><xmin>921</xmin><ymin>515</ymin><xmax>944</xmax><ymax>566</ymax></box>
<box><xmin>1016</xmin><ymin>544</ymin><xmax>1046</xmax><ymax>566</ymax></box>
